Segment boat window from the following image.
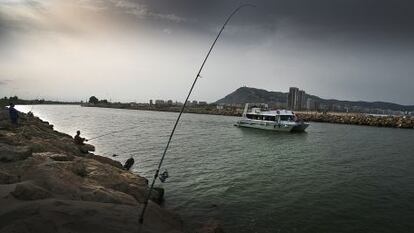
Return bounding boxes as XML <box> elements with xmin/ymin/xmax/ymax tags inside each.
<box><xmin>246</xmin><ymin>114</ymin><xmax>259</xmax><ymax>120</ymax></box>
<box><xmin>246</xmin><ymin>114</ymin><xmax>277</xmax><ymax>121</ymax></box>
<box><xmin>280</xmin><ymin>115</ymin><xmax>290</xmax><ymax>121</ymax></box>
<box><xmin>264</xmin><ymin>116</ymin><xmax>276</xmax><ymax>121</ymax></box>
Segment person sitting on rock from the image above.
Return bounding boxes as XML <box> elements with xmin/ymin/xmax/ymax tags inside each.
<box><xmin>8</xmin><ymin>103</ymin><xmax>19</xmax><ymax>125</ymax></box>
<box><xmin>74</xmin><ymin>130</ymin><xmax>88</xmax><ymax>145</ymax></box>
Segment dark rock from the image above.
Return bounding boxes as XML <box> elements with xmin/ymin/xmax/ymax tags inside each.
<box><xmin>79</xmin><ymin>144</ymin><xmax>95</xmax><ymax>154</ymax></box>
<box><xmin>0</xmin><ymin>199</ymin><xmax>184</xmax><ymax>233</ymax></box>
<box><xmin>72</xmin><ymin>160</ymin><xmax>88</xmax><ymax>177</ymax></box>
<box><xmin>0</xmin><ymin>143</ymin><xmax>32</xmax><ymax>162</ymax></box>
<box><xmin>86</xmin><ymin>154</ymin><xmax>123</xmax><ymax>169</ymax></box>
<box><xmin>0</xmin><ymin>170</ymin><xmax>20</xmax><ymax>184</ymax></box>
<box><xmin>79</xmin><ymin>186</ymin><xmax>137</xmax><ymax>205</ymax></box>
<box><xmin>35</xmin><ymin>152</ymin><xmax>75</xmax><ymax>161</ymax></box>
<box><xmin>11</xmin><ymin>181</ymin><xmax>52</xmax><ymax>200</ymax></box>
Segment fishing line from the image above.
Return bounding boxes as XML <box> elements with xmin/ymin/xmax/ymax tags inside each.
<box><xmin>138</xmin><ymin>3</ymin><xmax>256</xmax><ymax>225</ymax></box>
<box><xmin>87</xmin><ymin>124</ymin><xmax>141</xmax><ymax>141</ymax></box>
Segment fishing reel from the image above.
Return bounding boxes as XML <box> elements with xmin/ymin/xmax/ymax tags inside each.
<box><xmin>159</xmin><ymin>169</ymin><xmax>169</xmax><ymax>183</ymax></box>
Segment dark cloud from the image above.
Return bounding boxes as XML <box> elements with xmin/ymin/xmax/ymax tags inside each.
<box><xmin>3</xmin><ymin>0</ymin><xmax>414</xmax><ymax>43</ymax></box>
<box><xmin>1</xmin><ymin>0</ymin><xmax>413</xmax><ymax>104</ymax></box>
<box><xmin>138</xmin><ymin>0</ymin><xmax>414</xmax><ymax>42</ymax></box>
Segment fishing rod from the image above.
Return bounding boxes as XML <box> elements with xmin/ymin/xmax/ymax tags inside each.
<box><xmin>138</xmin><ymin>4</ymin><xmax>255</xmax><ymax>225</ymax></box>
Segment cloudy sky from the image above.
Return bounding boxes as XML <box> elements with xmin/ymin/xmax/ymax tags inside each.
<box><xmin>1</xmin><ymin>0</ymin><xmax>413</xmax><ymax>104</ymax></box>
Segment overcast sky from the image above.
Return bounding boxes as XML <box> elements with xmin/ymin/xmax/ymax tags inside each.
<box><xmin>1</xmin><ymin>0</ymin><xmax>413</xmax><ymax>104</ymax></box>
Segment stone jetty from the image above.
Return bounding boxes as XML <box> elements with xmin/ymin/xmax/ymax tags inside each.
<box><xmin>83</xmin><ymin>103</ymin><xmax>414</xmax><ymax>129</ymax></box>
<box><xmin>296</xmin><ymin>112</ymin><xmax>414</xmax><ymax>129</ymax></box>
<box><xmin>0</xmin><ymin>108</ymin><xmax>222</xmax><ymax>233</ymax></box>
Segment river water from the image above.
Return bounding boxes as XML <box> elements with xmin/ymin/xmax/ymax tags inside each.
<box><xmin>17</xmin><ymin>105</ymin><xmax>414</xmax><ymax>233</ymax></box>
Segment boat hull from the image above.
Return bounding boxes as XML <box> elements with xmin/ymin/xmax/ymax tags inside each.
<box><xmin>235</xmin><ymin>119</ymin><xmax>309</xmax><ymax>132</ymax></box>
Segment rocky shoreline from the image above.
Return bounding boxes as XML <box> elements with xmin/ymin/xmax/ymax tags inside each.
<box><xmin>296</xmin><ymin>112</ymin><xmax>414</xmax><ymax>129</ymax></box>
<box><xmin>0</xmin><ymin>109</ymin><xmax>221</xmax><ymax>233</ymax></box>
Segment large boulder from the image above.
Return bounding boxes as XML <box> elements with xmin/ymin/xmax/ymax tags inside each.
<box><xmin>0</xmin><ymin>143</ymin><xmax>32</xmax><ymax>162</ymax></box>
<box><xmin>86</xmin><ymin>154</ymin><xmax>123</xmax><ymax>169</ymax></box>
<box><xmin>79</xmin><ymin>144</ymin><xmax>95</xmax><ymax>153</ymax></box>
<box><xmin>0</xmin><ymin>199</ymin><xmax>184</xmax><ymax>233</ymax></box>
<box><xmin>35</xmin><ymin>152</ymin><xmax>75</xmax><ymax>161</ymax></box>
<box><xmin>0</xmin><ymin>170</ymin><xmax>19</xmax><ymax>184</ymax></box>
<box><xmin>11</xmin><ymin>181</ymin><xmax>52</xmax><ymax>200</ymax></box>
<box><xmin>79</xmin><ymin>185</ymin><xmax>137</xmax><ymax>205</ymax></box>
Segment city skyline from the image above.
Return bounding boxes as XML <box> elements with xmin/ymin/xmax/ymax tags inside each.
<box><xmin>1</xmin><ymin>0</ymin><xmax>414</xmax><ymax>105</ymax></box>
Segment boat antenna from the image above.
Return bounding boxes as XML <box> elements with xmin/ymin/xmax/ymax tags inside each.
<box><xmin>138</xmin><ymin>3</ymin><xmax>256</xmax><ymax>224</ymax></box>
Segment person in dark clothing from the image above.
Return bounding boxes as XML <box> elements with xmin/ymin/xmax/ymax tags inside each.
<box><xmin>74</xmin><ymin>130</ymin><xmax>88</xmax><ymax>145</ymax></box>
<box><xmin>8</xmin><ymin>103</ymin><xmax>19</xmax><ymax>125</ymax></box>
<box><xmin>123</xmin><ymin>156</ymin><xmax>135</xmax><ymax>171</ymax></box>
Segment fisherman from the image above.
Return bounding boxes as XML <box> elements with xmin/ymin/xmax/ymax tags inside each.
<box><xmin>123</xmin><ymin>156</ymin><xmax>135</xmax><ymax>171</ymax></box>
<box><xmin>8</xmin><ymin>103</ymin><xmax>19</xmax><ymax>125</ymax></box>
<box><xmin>74</xmin><ymin>130</ymin><xmax>88</xmax><ymax>145</ymax></box>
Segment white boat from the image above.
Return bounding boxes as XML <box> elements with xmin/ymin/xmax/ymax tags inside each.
<box><xmin>234</xmin><ymin>104</ymin><xmax>310</xmax><ymax>132</ymax></box>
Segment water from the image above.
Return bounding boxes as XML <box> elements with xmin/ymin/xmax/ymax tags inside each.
<box><xmin>17</xmin><ymin>105</ymin><xmax>414</xmax><ymax>233</ymax></box>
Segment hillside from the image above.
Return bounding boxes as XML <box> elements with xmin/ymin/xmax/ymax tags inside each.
<box><xmin>216</xmin><ymin>87</ymin><xmax>414</xmax><ymax>112</ymax></box>
<box><xmin>216</xmin><ymin>87</ymin><xmax>287</xmax><ymax>104</ymax></box>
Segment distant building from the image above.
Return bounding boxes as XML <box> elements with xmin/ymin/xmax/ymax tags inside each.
<box><xmin>198</xmin><ymin>101</ymin><xmax>207</xmax><ymax>106</ymax></box>
<box><xmin>287</xmin><ymin>87</ymin><xmax>299</xmax><ymax>110</ymax></box>
<box><xmin>155</xmin><ymin>99</ymin><xmax>165</xmax><ymax>105</ymax></box>
<box><xmin>192</xmin><ymin>100</ymin><xmax>198</xmax><ymax>105</ymax></box>
<box><xmin>288</xmin><ymin>87</ymin><xmax>307</xmax><ymax>111</ymax></box>
<box><xmin>306</xmin><ymin>98</ymin><xmax>313</xmax><ymax>110</ymax></box>
<box><xmin>298</xmin><ymin>90</ymin><xmax>306</xmax><ymax>110</ymax></box>
<box><xmin>167</xmin><ymin>100</ymin><xmax>173</xmax><ymax>105</ymax></box>
<box><xmin>149</xmin><ymin>99</ymin><xmax>153</xmax><ymax>105</ymax></box>
<box><xmin>319</xmin><ymin>103</ymin><xmax>328</xmax><ymax>111</ymax></box>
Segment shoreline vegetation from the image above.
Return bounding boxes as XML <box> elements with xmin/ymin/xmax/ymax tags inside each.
<box><xmin>80</xmin><ymin>103</ymin><xmax>414</xmax><ymax>129</ymax></box>
<box><xmin>0</xmin><ymin>96</ymin><xmax>81</xmax><ymax>106</ymax></box>
<box><xmin>0</xmin><ymin>108</ymin><xmax>223</xmax><ymax>233</ymax></box>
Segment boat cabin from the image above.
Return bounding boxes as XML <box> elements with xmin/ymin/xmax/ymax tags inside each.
<box><xmin>244</xmin><ymin>109</ymin><xmax>297</xmax><ymax>122</ymax></box>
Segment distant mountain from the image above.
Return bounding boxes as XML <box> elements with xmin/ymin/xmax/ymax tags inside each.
<box><xmin>216</xmin><ymin>87</ymin><xmax>414</xmax><ymax>112</ymax></box>
<box><xmin>216</xmin><ymin>87</ymin><xmax>288</xmax><ymax>104</ymax></box>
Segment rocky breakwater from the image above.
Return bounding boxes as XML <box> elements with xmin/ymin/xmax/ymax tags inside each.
<box><xmin>297</xmin><ymin>112</ymin><xmax>414</xmax><ymax>129</ymax></box>
<box><xmin>0</xmin><ymin>109</ymin><xmax>187</xmax><ymax>233</ymax></box>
